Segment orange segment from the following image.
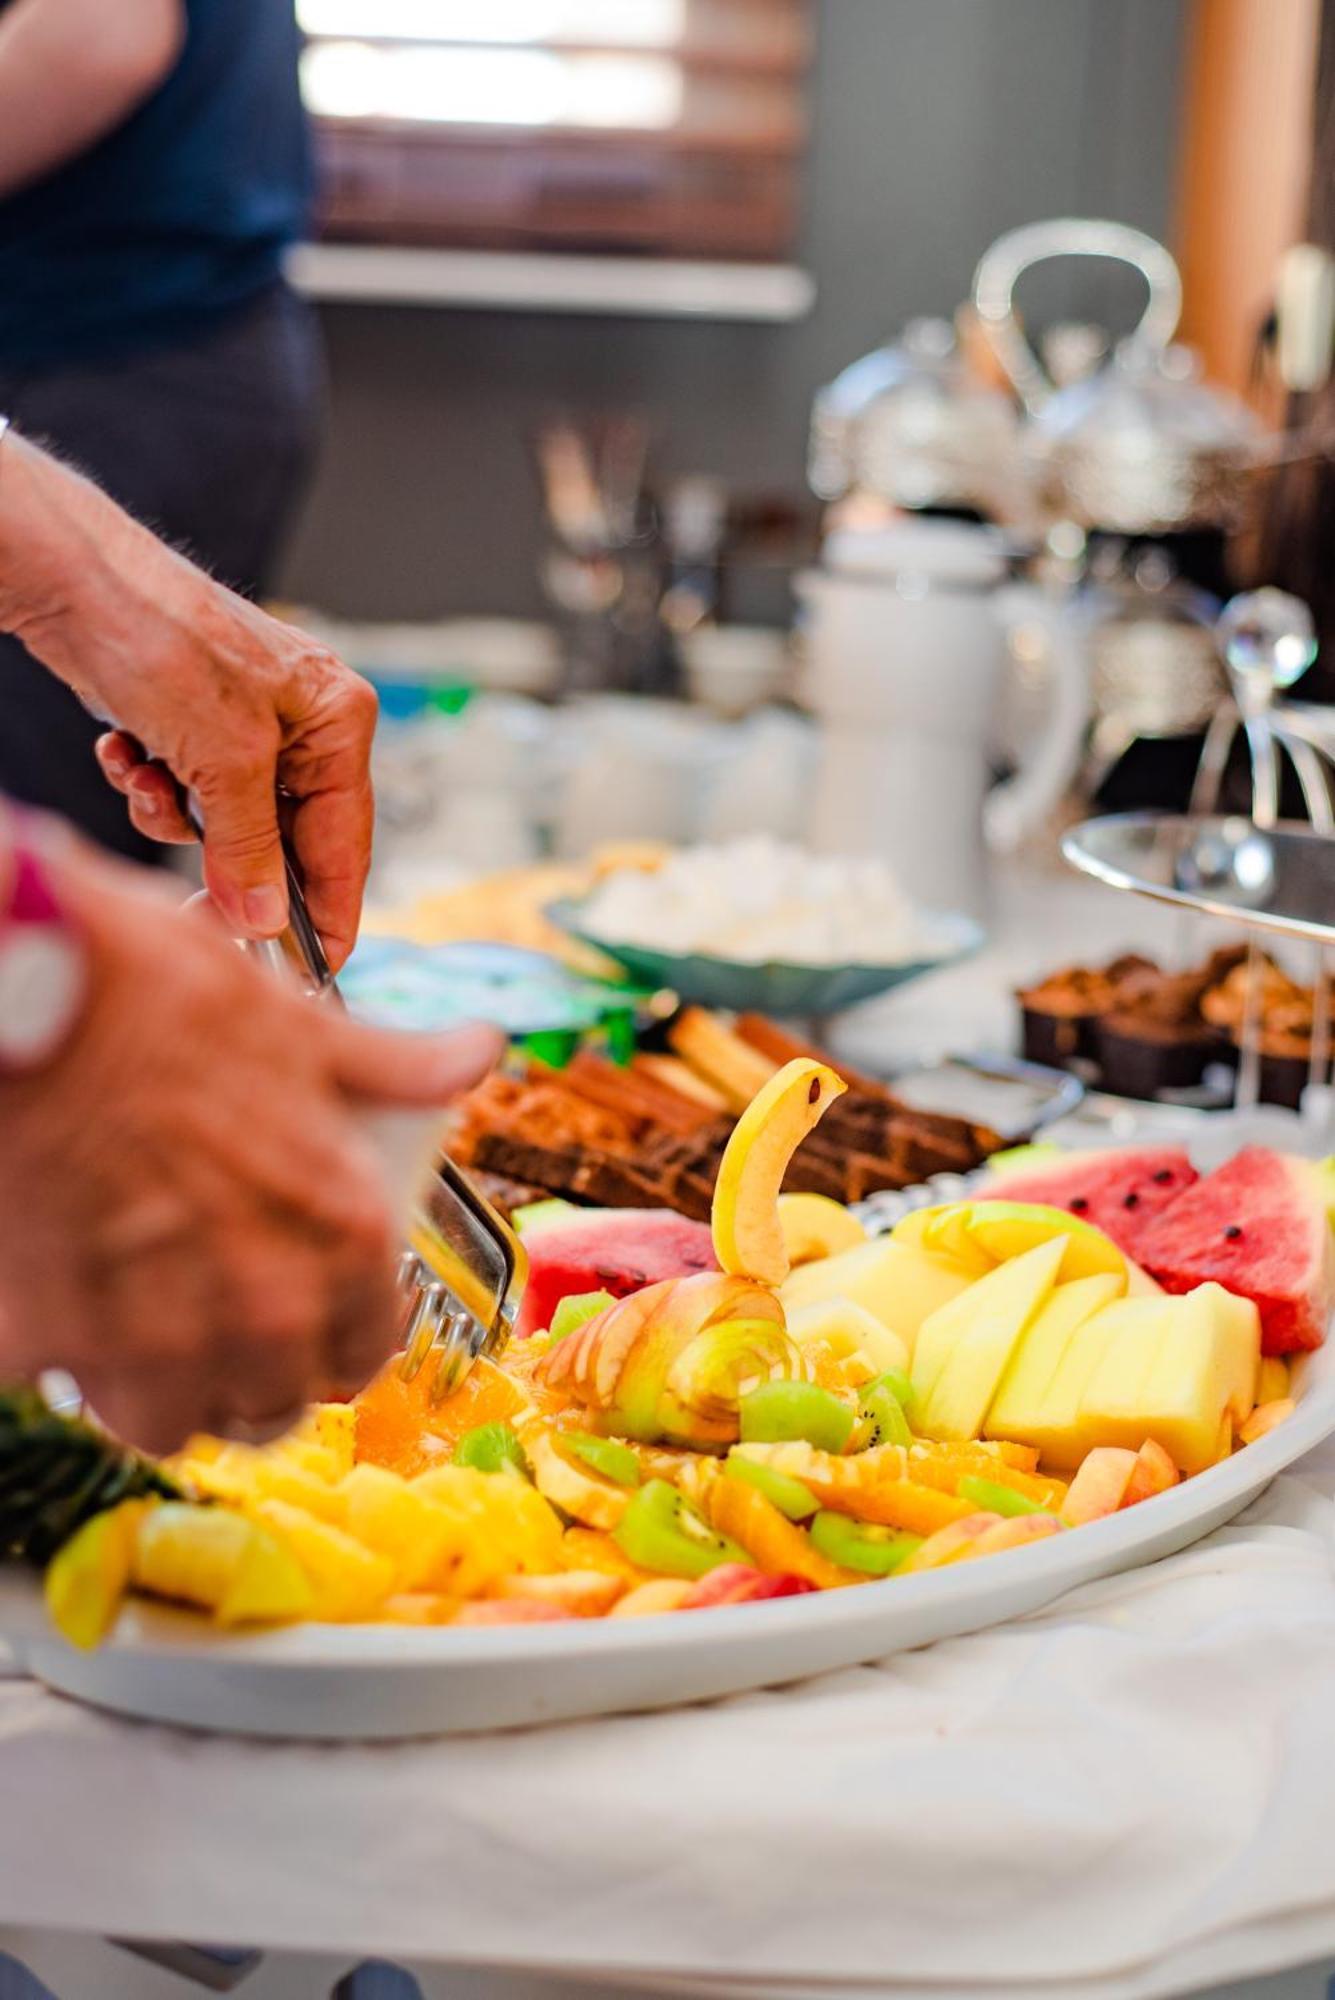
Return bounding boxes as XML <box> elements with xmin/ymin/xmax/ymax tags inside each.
<box><xmin>352</xmin><ymin>1356</ymin><xmax>534</xmax><ymax>1473</ymax></box>
<box><xmin>706</xmin><ymin>1478</ymin><xmax>856</xmax><ymax>1588</ymax></box>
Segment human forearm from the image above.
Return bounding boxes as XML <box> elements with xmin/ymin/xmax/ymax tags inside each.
<box><xmin>0</xmin><ymin>428</ymin><xmax>147</xmax><ymax>667</ymax></box>
<box><xmin>0</xmin><ymin>426</ymin><xmax>379</xmax><ymax>964</ymax></box>
<box><xmin>0</xmin><ymin>0</ymin><xmax>183</xmax><ymax>197</ymax></box>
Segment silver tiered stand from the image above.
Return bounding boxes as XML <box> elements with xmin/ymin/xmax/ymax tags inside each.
<box><xmin>1062</xmin><ymin>589</ymin><xmax>1335</xmax><ymax>1118</ymax></box>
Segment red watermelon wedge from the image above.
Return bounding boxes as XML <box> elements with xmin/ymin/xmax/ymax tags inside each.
<box><xmin>514</xmin><ymin>1207</ymin><xmax>717</xmax><ymax>1339</ymax></box>
<box><xmin>1135</xmin><ymin>1146</ymin><xmax>1332</xmax><ymax>1355</ymax></box>
<box><xmin>984</xmin><ymin>1146</ymin><xmax>1199</xmax><ymax>1264</ymax></box>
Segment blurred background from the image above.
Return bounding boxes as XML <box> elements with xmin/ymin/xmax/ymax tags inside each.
<box><xmin>8</xmin><ymin>0</ymin><xmax>1335</xmax><ymax>1002</ymax></box>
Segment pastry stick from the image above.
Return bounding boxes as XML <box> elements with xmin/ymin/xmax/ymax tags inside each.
<box><xmin>667</xmin><ymin>1007</ymin><xmax>778</xmax><ymax>1110</ymax></box>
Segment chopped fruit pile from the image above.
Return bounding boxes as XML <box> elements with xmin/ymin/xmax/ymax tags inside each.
<box><xmin>34</xmin><ymin>1076</ymin><xmax>1324</xmax><ymax>1649</ymax></box>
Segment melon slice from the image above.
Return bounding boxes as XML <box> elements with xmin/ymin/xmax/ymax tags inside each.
<box><xmin>1135</xmin><ymin>1147</ymin><xmax>1332</xmax><ymax>1356</ymax></box>
<box><xmin>912</xmin><ymin>1237</ymin><xmax>1067</xmax><ymax>1441</ymax></box>
<box><xmin>514</xmin><ymin>1207</ymin><xmax>717</xmax><ymax>1339</ymax></box>
<box><xmin>984</xmin><ymin>1272</ymin><xmax>1125</xmax><ymax>1449</ymax></box>
<box><xmin>984</xmin><ymin>1146</ymin><xmax>1199</xmax><ymax>1264</ymax></box>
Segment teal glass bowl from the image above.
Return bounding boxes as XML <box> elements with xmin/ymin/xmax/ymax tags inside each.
<box><xmin>545</xmin><ymin>899</ymin><xmax>985</xmax><ymax>1018</ymax></box>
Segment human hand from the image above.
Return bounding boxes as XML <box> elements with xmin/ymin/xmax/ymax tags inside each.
<box><xmin>0</xmin><ymin>829</ymin><xmax>502</xmax><ymax>1453</ymax></box>
<box><xmin>0</xmin><ymin>432</ymin><xmax>377</xmax><ymax>969</ymax></box>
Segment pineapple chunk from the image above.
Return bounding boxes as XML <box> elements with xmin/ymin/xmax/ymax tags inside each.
<box><xmin>132</xmin><ymin>1503</ymin><xmax>314</xmax><ymax>1626</ymax></box>
<box><xmin>253</xmin><ymin>1499</ymin><xmax>394</xmax><ymax>1620</ymax></box>
<box><xmin>341</xmin><ymin>1464</ymin><xmax>474</xmax><ymax>1591</ymax></box>
<box><xmin>1077</xmin><ymin>1285</ymin><xmax>1261</xmax><ymax>1476</ymax></box>
<box><xmin>411</xmin><ymin>1465</ymin><xmax>565</xmax><ymax>1597</ymax></box>
<box><xmin>311</xmin><ymin>1402</ymin><xmax>357</xmax><ymax>1477</ymax></box>
<box><xmin>914</xmin><ymin>1238</ymin><xmax>1067</xmax><ymax>1441</ymax></box>
<box><xmin>173</xmin><ymin>1443</ymin><xmax>348</xmax><ymax>1525</ymax></box>
<box><xmin>1256</xmin><ymin>1357</ymin><xmax>1290</xmax><ymax>1406</ymax></box>
<box><xmin>45</xmin><ymin>1500</ymin><xmax>148</xmax><ymax>1650</ymax></box>
<box><xmin>984</xmin><ymin>1274</ymin><xmax>1125</xmax><ymax>1448</ymax></box>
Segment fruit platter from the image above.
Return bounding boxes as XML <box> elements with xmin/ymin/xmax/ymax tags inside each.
<box><xmin>2</xmin><ymin>1052</ymin><xmax>1334</xmax><ymax>1738</ymax></box>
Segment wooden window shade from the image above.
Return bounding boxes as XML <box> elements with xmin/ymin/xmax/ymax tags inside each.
<box><xmin>298</xmin><ymin>0</ymin><xmax>813</xmax><ymax>261</ymax></box>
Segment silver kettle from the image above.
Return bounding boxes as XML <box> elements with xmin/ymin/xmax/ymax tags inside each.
<box><xmin>973</xmin><ymin>218</ymin><xmax>1261</xmax><ymax>535</ymax></box>
<box><xmin>808</xmin><ymin>315</ymin><xmax>1022</xmax><ymax>520</ymax></box>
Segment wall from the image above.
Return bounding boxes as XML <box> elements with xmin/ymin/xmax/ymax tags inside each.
<box><xmin>280</xmin><ymin>0</ymin><xmax>1189</xmax><ymax>623</ymax></box>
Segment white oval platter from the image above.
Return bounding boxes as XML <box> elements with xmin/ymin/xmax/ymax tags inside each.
<box><xmin>1</xmin><ymin>1331</ymin><xmax>1329</xmax><ymax>1739</ymax></box>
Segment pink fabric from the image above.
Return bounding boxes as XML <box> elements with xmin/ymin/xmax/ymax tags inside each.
<box><xmin>6</xmin><ymin>844</ymin><xmax>62</xmax><ymax>926</ymax></box>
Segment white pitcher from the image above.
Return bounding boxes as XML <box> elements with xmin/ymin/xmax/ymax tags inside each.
<box><xmin>796</xmin><ymin>519</ymin><xmax>1087</xmax><ymax>918</ymax></box>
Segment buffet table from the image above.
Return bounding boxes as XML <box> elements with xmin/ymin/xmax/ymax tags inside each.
<box><xmin>5</xmin><ymin>860</ymin><xmax>1335</xmax><ymax>2000</ymax></box>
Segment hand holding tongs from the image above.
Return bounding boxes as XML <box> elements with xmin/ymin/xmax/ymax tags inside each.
<box><xmin>235</xmin><ymin>832</ymin><xmax>525</xmax><ymax>1399</ymax></box>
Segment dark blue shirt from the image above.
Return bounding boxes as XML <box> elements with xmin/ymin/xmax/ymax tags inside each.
<box><xmin>0</xmin><ymin>0</ymin><xmax>312</xmax><ymax>368</ymax></box>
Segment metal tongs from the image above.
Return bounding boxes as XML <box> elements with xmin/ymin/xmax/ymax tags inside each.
<box><xmin>243</xmin><ymin>842</ymin><xmax>525</xmax><ymax>1399</ymax></box>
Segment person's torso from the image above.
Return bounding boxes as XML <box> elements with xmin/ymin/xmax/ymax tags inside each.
<box><xmin>0</xmin><ymin>0</ymin><xmax>313</xmax><ymax>368</ymax></box>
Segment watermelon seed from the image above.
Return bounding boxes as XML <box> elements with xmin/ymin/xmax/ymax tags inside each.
<box><xmin>1152</xmin><ymin>1170</ymin><xmax>1176</xmax><ymax>1184</ymax></box>
<box><xmin>1070</xmin><ymin>1198</ymin><xmax>1089</xmax><ymax>1213</ymax></box>
<box><xmin>1225</xmin><ymin>1225</ymin><xmax>1243</xmax><ymax>1240</ymax></box>
<box><xmin>1123</xmin><ymin>1192</ymin><xmax>1140</xmax><ymax>1209</ymax></box>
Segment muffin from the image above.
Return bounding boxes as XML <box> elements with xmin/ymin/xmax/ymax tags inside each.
<box><xmin>1201</xmin><ymin>954</ymin><xmax>1333</xmax><ymax>1106</ymax></box>
<box><xmin>1016</xmin><ymin>954</ymin><xmax>1156</xmax><ymax>1069</ymax></box>
<box><xmin>1094</xmin><ymin>965</ymin><xmax>1219</xmax><ymax>1099</ymax></box>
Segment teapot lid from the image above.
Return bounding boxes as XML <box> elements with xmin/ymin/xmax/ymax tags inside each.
<box><xmin>809</xmin><ymin>318</ymin><xmax>1019</xmax><ymax>513</ymax></box>
<box><xmin>1035</xmin><ymin>341</ymin><xmax>1259</xmax><ymax>452</ymax></box>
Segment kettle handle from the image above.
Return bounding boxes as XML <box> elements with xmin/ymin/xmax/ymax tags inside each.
<box><xmin>972</xmin><ymin>219</ymin><xmax>1182</xmax><ymax>417</ymax></box>
<box><xmin>984</xmin><ymin>583</ymin><xmax>1089</xmax><ymax>855</ymax></box>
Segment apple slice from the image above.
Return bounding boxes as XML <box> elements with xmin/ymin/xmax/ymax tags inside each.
<box><xmin>899</xmin><ymin>1512</ymin><xmax>1002</xmax><ymax>1572</ymax></box>
<box><xmin>780</xmin><ymin>1238</ymin><xmax>973</xmax><ymax>1351</ymax></box>
<box><xmin>1060</xmin><ymin>1448</ymin><xmax>1138</xmax><ymax>1525</ymax></box>
<box><xmin>1121</xmin><ymin>1438</ymin><xmax>1180</xmax><ymax>1506</ymax></box>
<box><xmin>778</xmin><ymin>1192</ymin><xmax>866</xmax><ymax>1267</ymax></box>
<box><xmin>1239</xmin><ymin>1398</ymin><xmax>1295</xmax><ymax>1445</ymax></box>
<box><xmin>968</xmin><ymin>1513</ymin><xmax>1062</xmax><ymax>1557</ymax></box>
<box><xmin>912</xmin><ymin>1237</ymin><xmax>1068</xmax><ymax>1441</ymax></box>
<box><xmin>894</xmin><ymin>1201</ymin><xmax>1137</xmax><ymax>1286</ymax></box>
<box><xmin>712</xmin><ymin>1058</ymin><xmax>847</xmax><ymax>1287</ymax></box>
<box><xmin>610</xmin><ymin>1579</ymin><xmax>694</xmax><ymax>1617</ymax></box>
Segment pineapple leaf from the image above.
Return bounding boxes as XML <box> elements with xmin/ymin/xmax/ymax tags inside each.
<box><xmin>0</xmin><ymin>1388</ymin><xmax>180</xmax><ymax>1566</ymax></box>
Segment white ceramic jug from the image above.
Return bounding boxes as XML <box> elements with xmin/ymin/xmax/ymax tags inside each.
<box><xmin>796</xmin><ymin>520</ymin><xmax>1087</xmax><ymax>918</ymax></box>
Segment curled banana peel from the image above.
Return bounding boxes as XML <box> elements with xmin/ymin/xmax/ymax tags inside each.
<box><xmin>711</xmin><ymin>1058</ymin><xmax>847</xmax><ymax>1288</ymax></box>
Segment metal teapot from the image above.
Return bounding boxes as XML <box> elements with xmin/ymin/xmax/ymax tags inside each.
<box><xmin>808</xmin><ymin>314</ymin><xmax>1022</xmax><ymax>520</ymax></box>
<box><xmin>973</xmin><ymin>218</ymin><xmax>1261</xmax><ymax>535</ymax></box>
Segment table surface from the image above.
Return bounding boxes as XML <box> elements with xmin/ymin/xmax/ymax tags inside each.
<box><xmin>6</xmin><ymin>856</ymin><xmax>1335</xmax><ymax>2000</ymax></box>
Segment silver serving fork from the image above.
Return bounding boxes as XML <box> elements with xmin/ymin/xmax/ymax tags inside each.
<box><xmin>242</xmin><ymin>842</ymin><xmax>525</xmax><ymax>1399</ymax></box>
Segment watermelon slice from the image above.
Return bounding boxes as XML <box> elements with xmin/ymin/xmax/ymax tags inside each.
<box><xmin>514</xmin><ymin>1207</ymin><xmax>717</xmax><ymax>1339</ymax></box>
<box><xmin>984</xmin><ymin>1146</ymin><xmax>1199</xmax><ymax>1264</ymax></box>
<box><xmin>1134</xmin><ymin>1146</ymin><xmax>1332</xmax><ymax>1355</ymax></box>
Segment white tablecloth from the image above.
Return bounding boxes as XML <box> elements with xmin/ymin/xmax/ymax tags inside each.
<box><xmin>5</xmin><ymin>859</ymin><xmax>1335</xmax><ymax>2000</ymax></box>
<box><xmin>3</xmin><ymin>1443</ymin><xmax>1335</xmax><ymax>2000</ymax></box>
